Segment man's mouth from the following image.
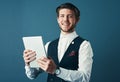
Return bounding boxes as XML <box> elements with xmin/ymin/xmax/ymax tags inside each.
<box><xmin>62</xmin><ymin>23</ymin><xmax>70</xmax><ymax>26</ymax></box>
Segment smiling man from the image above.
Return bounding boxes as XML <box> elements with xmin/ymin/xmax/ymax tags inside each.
<box><xmin>23</xmin><ymin>2</ymin><xmax>93</xmax><ymax>82</ymax></box>
<box><xmin>57</xmin><ymin>8</ymin><xmax>78</xmax><ymax>33</ymax></box>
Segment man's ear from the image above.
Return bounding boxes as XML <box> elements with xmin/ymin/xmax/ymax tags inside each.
<box><xmin>57</xmin><ymin>17</ymin><xmax>59</xmax><ymax>23</ymax></box>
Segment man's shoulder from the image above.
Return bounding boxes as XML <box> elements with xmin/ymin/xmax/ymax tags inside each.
<box><xmin>75</xmin><ymin>36</ymin><xmax>86</xmax><ymax>42</ymax></box>
<box><xmin>50</xmin><ymin>38</ymin><xmax>59</xmax><ymax>44</ymax></box>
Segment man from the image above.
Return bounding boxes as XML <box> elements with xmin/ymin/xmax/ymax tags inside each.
<box><xmin>23</xmin><ymin>2</ymin><xmax>93</xmax><ymax>82</ymax></box>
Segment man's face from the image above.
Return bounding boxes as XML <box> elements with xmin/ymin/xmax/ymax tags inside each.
<box><xmin>57</xmin><ymin>8</ymin><xmax>79</xmax><ymax>34</ymax></box>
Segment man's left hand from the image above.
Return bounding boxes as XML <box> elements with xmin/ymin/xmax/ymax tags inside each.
<box><xmin>37</xmin><ymin>56</ymin><xmax>57</xmax><ymax>74</ymax></box>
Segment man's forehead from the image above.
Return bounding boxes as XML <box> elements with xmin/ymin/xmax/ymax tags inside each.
<box><xmin>59</xmin><ymin>9</ymin><xmax>74</xmax><ymax>14</ymax></box>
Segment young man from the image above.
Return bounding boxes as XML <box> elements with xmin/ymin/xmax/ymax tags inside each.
<box><xmin>23</xmin><ymin>3</ymin><xmax>93</xmax><ymax>82</ymax></box>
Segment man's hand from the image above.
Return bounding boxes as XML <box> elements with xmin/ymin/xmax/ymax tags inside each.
<box><xmin>23</xmin><ymin>49</ymin><xmax>36</xmax><ymax>66</ymax></box>
<box><xmin>37</xmin><ymin>57</ymin><xmax>57</xmax><ymax>74</ymax></box>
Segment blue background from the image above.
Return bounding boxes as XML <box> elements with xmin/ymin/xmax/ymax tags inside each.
<box><xmin>0</xmin><ymin>0</ymin><xmax>120</xmax><ymax>82</ymax></box>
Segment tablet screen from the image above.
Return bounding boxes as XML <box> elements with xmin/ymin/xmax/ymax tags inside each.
<box><xmin>22</xmin><ymin>36</ymin><xmax>46</xmax><ymax>67</ymax></box>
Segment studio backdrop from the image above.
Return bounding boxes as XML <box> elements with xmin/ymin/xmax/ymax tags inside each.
<box><xmin>0</xmin><ymin>0</ymin><xmax>120</xmax><ymax>82</ymax></box>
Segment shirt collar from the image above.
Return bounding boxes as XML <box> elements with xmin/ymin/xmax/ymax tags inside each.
<box><xmin>60</xmin><ymin>31</ymin><xmax>78</xmax><ymax>39</ymax></box>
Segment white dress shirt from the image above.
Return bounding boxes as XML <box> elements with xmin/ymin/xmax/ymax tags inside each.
<box><xmin>25</xmin><ymin>31</ymin><xmax>93</xmax><ymax>82</ymax></box>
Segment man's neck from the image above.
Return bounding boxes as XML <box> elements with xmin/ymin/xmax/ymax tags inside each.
<box><xmin>61</xmin><ymin>30</ymin><xmax>75</xmax><ymax>35</ymax></box>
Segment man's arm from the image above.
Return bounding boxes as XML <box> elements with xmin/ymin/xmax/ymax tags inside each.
<box><xmin>23</xmin><ymin>49</ymin><xmax>44</xmax><ymax>79</ymax></box>
<box><xmin>24</xmin><ymin>42</ymin><xmax>51</xmax><ymax>79</ymax></box>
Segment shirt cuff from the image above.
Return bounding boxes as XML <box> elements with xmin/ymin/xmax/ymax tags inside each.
<box><xmin>25</xmin><ymin>65</ymin><xmax>31</xmax><ymax>71</ymax></box>
<box><xmin>56</xmin><ymin>67</ymin><xmax>69</xmax><ymax>79</ymax></box>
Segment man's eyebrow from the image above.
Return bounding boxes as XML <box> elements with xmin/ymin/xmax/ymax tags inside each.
<box><xmin>59</xmin><ymin>13</ymin><xmax>74</xmax><ymax>15</ymax></box>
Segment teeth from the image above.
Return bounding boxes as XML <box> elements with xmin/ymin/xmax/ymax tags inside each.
<box><xmin>62</xmin><ymin>23</ymin><xmax>69</xmax><ymax>26</ymax></box>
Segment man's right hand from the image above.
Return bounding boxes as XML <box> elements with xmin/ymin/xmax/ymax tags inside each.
<box><xmin>23</xmin><ymin>49</ymin><xmax>36</xmax><ymax>66</ymax></box>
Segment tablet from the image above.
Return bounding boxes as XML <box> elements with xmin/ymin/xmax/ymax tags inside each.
<box><xmin>22</xmin><ymin>36</ymin><xmax>47</xmax><ymax>67</ymax></box>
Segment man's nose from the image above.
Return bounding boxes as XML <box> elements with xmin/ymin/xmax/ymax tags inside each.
<box><xmin>63</xmin><ymin>16</ymin><xmax>68</xmax><ymax>21</ymax></box>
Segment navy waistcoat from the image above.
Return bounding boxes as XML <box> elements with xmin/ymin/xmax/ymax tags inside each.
<box><xmin>47</xmin><ymin>36</ymin><xmax>84</xmax><ymax>82</ymax></box>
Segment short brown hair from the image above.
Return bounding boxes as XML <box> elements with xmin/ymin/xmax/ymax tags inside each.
<box><xmin>56</xmin><ymin>2</ymin><xmax>80</xmax><ymax>19</ymax></box>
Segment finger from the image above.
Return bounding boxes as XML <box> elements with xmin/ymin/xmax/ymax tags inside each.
<box><xmin>25</xmin><ymin>56</ymin><xmax>36</xmax><ymax>63</ymax></box>
<box><xmin>23</xmin><ymin>51</ymin><xmax>36</xmax><ymax>58</ymax></box>
<box><xmin>23</xmin><ymin>49</ymin><xmax>32</xmax><ymax>54</ymax></box>
<box><xmin>40</xmin><ymin>57</ymin><xmax>50</xmax><ymax>62</ymax></box>
<box><xmin>38</xmin><ymin>61</ymin><xmax>46</xmax><ymax>68</ymax></box>
<box><xmin>37</xmin><ymin>58</ymin><xmax>51</xmax><ymax>69</ymax></box>
<box><xmin>29</xmin><ymin>56</ymin><xmax>36</xmax><ymax>61</ymax></box>
<box><xmin>23</xmin><ymin>50</ymin><xmax>31</xmax><ymax>58</ymax></box>
<box><xmin>37</xmin><ymin>59</ymin><xmax>47</xmax><ymax>65</ymax></box>
<box><xmin>37</xmin><ymin>60</ymin><xmax>46</xmax><ymax>69</ymax></box>
<box><xmin>28</xmin><ymin>51</ymin><xmax>36</xmax><ymax>58</ymax></box>
<box><xmin>24</xmin><ymin>52</ymin><xmax>36</xmax><ymax>63</ymax></box>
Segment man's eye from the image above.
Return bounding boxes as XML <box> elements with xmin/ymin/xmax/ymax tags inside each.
<box><xmin>59</xmin><ymin>15</ymin><xmax>64</xmax><ymax>17</ymax></box>
<box><xmin>68</xmin><ymin>15</ymin><xmax>74</xmax><ymax>18</ymax></box>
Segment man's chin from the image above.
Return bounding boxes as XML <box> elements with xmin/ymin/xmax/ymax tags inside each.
<box><xmin>61</xmin><ymin>29</ymin><xmax>74</xmax><ymax>33</ymax></box>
